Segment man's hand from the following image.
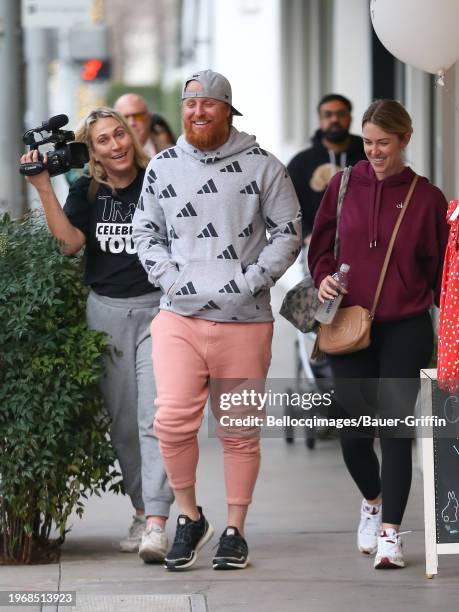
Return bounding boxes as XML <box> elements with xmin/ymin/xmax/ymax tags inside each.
<box><xmin>318</xmin><ymin>275</ymin><xmax>348</xmax><ymax>303</ymax></box>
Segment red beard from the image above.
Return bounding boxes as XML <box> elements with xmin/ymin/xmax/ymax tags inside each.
<box><xmin>183</xmin><ymin>118</ymin><xmax>230</xmax><ymax>150</ymax></box>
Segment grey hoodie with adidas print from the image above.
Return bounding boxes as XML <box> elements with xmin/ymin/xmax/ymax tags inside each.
<box><xmin>132</xmin><ymin>127</ymin><xmax>301</xmax><ymax>322</ymax></box>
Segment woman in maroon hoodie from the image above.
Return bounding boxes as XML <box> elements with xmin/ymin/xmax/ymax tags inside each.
<box><xmin>309</xmin><ymin>99</ymin><xmax>448</xmax><ymax>570</ymax></box>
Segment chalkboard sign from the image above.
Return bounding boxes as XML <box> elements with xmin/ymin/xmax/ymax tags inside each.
<box><xmin>432</xmin><ymin>382</ymin><xmax>459</xmax><ymax>543</ymax></box>
<box><xmin>421</xmin><ymin>369</ymin><xmax>459</xmax><ymax>577</ymax></box>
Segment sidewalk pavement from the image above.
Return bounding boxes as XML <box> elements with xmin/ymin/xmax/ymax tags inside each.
<box><xmin>2</xmin><ymin>281</ymin><xmax>459</xmax><ymax>611</ymax></box>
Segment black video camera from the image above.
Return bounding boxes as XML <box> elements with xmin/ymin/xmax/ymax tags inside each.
<box><xmin>19</xmin><ymin>114</ymin><xmax>89</xmax><ymax>177</ymax></box>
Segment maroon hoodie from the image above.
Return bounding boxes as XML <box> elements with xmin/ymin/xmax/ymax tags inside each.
<box><xmin>308</xmin><ymin>160</ymin><xmax>449</xmax><ymax>322</ymax></box>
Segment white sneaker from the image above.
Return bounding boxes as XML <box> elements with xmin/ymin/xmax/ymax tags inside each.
<box><xmin>119</xmin><ymin>515</ymin><xmax>146</xmax><ymax>552</ymax></box>
<box><xmin>374</xmin><ymin>528</ymin><xmax>409</xmax><ymax>569</ymax></box>
<box><xmin>357</xmin><ymin>499</ymin><xmax>382</xmax><ymax>555</ymax></box>
<box><xmin>139</xmin><ymin>524</ymin><xmax>168</xmax><ymax>563</ymax></box>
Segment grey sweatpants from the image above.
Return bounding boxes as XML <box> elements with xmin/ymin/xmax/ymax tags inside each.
<box><xmin>86</xmin><ymin>290</ymin><xmax>173</xmax><ymax>517</ymax></box>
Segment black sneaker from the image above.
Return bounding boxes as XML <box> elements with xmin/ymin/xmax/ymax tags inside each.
<box><xmin>212</xmin><ymin>526</ymin><xmax>249</xmax><ymax>570</ymax></box>
<box><xmin>164</xmin><ymin>506</ymin><xmax>214</xmax><ymax>571</ymax></box>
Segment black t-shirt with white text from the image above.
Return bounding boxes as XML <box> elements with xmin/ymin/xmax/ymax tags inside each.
<box><xmin>64</xmin><ymin>171</ymin><xmax>156</xmax><ymax>298</ymax></box>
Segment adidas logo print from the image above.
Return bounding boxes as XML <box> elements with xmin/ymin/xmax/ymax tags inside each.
<box><xmin>240</xmin><ymin>181</ymin><xmax>260</xmax><ymax>195</ymax></box>
<box><xmin>137</xmin><ymin>196</ymin><xmax>144</xmax><ymax>211</ymax></box>
<box><xmin>219</xmin><ymin>280</ymin><xmax>240</xmax><ymax>294</ymax></box>
<box><xmin>197</xmin><ymin>179</ymin><xmax>218</xmax><ymax>194</ymax></box>
<box><xmin>199</xmin><ymin>300</ymin><xmax>221</xmax><ymax>311</ymax></box>
<box><xmin>217</xmin><ymin>244</ymin><xmax>238</xmax><ymax>260</ymax></box>
<box><xmin>197</xmin><ymin>223</ymin><xmax>218</xmax><ymax>238</ymax></box>
<box><xmin>176</xmin><ymin>281</ymin><xmax>197</xmax><ymax>296</ymax></box>
<box><xmin>146</xmin><ymin>169</ymin><xmax>157</xmax><ymax>194</ymax></box>
<box><xmin>159</xmin><ymin>184</ymin><xmax>177</xmax><ymax>199</ymax></box>
<box><xmin>169</xmin><ymin>226</ymin><xmax>179</xmax><ymax>239</ymax></box>
<box><xmin>157</xmin><ymin>149</ymin><xmax>177</xmax><ymax>159</ymax></box>
<box><xmin>265</xmin><ymin>217</ymin><xmax>277</xmax><ymax>229</ymax></box>
<box><xmin>238</xmin><ymin>224</ymin><xmax>253</xmax><ymax>238</ymax></box>
<box><xmin>220</xmin><ymin>161</ymin><xmax>242</xmax><ymax>173</ymax></box>
<box><xmin>145</xmin><ymin>259</ymin><xmax>156</xmax><ymax>272</ymax></box>
<box><xmin>247</xmin><ymin>147</ymin><xmax>268</xmax><ymax>156</ymax></box>
<box><xmin>283</xmin><ymin>221</ymin><xmax>298</xmax><ymax>236</ymax></box>
<box><xmin>177</xmin><ymin>203</ymin><xmax>197</xmax><ymax>218</ymax></box>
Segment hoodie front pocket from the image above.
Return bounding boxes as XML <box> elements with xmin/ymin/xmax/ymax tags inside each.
<box><xmin>166</xmin><ymin>267</ymin><xmax>187</xmax><ymax>298</ymax></box>
<box><xmin>169</xmin><ymin>260</ymin><xmax>255</xmax><ymax>318</ymax></box>
<box><xmin>394</xmin><ymin>261</ymin><xmax>409</xmax><ymax>294</ymax></box>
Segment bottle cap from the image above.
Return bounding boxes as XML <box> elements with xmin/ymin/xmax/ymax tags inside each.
<box><xmin>340</xmin><ymin>263</ymin><xmax>350</xmax><ymax>273</ymax></box>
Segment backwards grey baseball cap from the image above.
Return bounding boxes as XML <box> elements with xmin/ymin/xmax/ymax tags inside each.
<box><xmin>182</xmin><ymin>69</ymin><xmax>243</xmax><ymax>116</ymax></box>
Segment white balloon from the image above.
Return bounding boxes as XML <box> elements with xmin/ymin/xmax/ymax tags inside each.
<box><xmin>370</xmin><ymin>0</ymin><xmax>459</xmax><ymax>74</ymax></box>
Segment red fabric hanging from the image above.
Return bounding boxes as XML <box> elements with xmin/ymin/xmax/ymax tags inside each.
<box><xmin>438</xmin><ymin>199</ymin><xmax>459</xmax><ymax>392</ymax></box>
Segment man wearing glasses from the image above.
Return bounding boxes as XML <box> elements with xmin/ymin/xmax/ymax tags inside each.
<box><xmin>114</xmin><ymin>93</ymin><xmax>158</xmax><ymax>157</ymax></box>
<box><xmin>288</xmin><ymin>94</ymin><xmax>365</xmax><ymax>245</ymax></box>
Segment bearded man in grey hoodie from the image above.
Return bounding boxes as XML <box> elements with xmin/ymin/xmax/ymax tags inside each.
<box><xmin>133</xmin><ymin>69</ymin><xmax>301</xmax><ymax>572</ymax></box>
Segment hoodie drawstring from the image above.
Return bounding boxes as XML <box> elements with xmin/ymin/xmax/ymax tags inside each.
<box><xmin>370</xmin><ymin>181</ymin><xmax>384</xmax><ymax>249</ymax></box>
<box><xmin>369</xmin><ymin>181</ymin><xmax>384</xmax><ymax>248</ymax></box>
<box><xmin>328</xmin><ymin>151</ymin><xmax>348</xmax><ymax>175</ymax></box>
<box><xmin>328</xmin><ymin>150</ymin><xmax>337</xmax><ymax>172</ymax></box>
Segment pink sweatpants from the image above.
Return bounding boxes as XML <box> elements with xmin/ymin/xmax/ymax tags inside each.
<box><xmin>151</xmin><ymin>310</ymin><xmax>273</xmax><ymax>505</ymax></box>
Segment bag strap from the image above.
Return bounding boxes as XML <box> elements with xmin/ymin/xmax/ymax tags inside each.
<box><xmin>333</xmin><ymin>166</ymin><xmax>352</xmax><ymax>259</ymax></box>
<box><xmin>369</xmin><ymin>174</ymin><xmax>419</xmax><ymax>318</ymax></box>
<box><xmin>87</xmin><ymin>178</ymin><xmax>100</xmax><ymax>205</ymax></box>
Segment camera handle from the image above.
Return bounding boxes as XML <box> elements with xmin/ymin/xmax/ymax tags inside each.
<box><xmin>19</xmin><ymin>149</ymin><xmax>47</xmax><ymax>176</ymax></box>
<box><xmin>19</xmin><ymin>161</ymin><xmax>47</xmax><ymax>176</ymax></box>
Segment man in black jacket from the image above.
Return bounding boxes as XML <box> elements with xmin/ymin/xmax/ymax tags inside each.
<box><xmin>288</xmin><ymin>94</ymin><xmax>366</xmax><ymax>243</ymax></box>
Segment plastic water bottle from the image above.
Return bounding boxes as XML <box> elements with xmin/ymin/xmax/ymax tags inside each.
<box><xmin>315</xmin><ymin>263</ymin><xmax>350</xmax><ymax>324</ymax></box>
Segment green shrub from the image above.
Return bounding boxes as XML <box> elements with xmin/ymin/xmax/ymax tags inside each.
<box><xmin>0</xmin><ymin>213</ymin><xmax>121</xmax><ymax>564</ymax></box>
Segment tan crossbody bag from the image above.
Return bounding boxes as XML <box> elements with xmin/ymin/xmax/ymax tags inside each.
<box><xmin>316</xmin><ymin>174</ymin><xmax>419</xmax><ymax>356</ymax></box>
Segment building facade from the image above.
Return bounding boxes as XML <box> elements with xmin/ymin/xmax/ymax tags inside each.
<box><xmin>178</xmin><ymin>0</ymin><xmax>459</xmax><ymax>200</ymax></box>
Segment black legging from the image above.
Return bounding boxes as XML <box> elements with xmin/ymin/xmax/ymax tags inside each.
<box><xmin>328</xmin><ymin>311</ymin><xmax>434</xmax><ymax>525</ymax></box>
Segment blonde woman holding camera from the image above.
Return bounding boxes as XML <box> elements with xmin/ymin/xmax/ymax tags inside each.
<box><xmin>21</xmin><ymin>107</ymin><xmax>173</xmax><ymax>562</ymax></box>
